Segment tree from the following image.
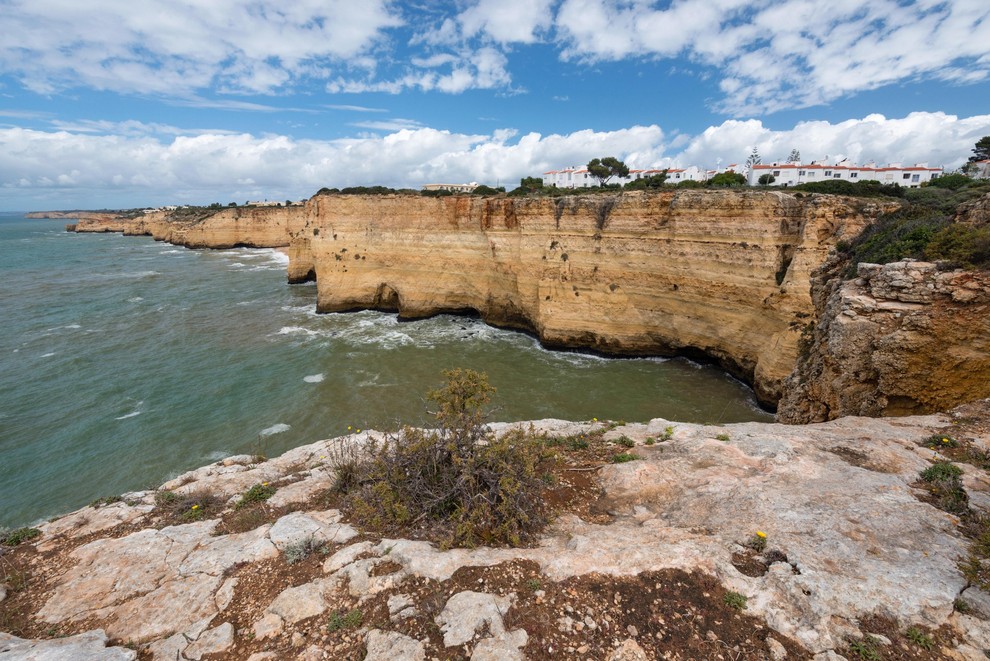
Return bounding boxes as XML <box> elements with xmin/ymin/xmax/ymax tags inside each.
<box><xmin>517</xmin><ymin>176</ymin><xmax>544</xmax><ymax>193</ymax></box>
<box><xmin>788</xmin><ymin>149</ymin><xmax>801</xmax><ymax>163</ymax></box>
<box><xmin>758</xmin><ymin>173</ymin><xmax>776</xmax><ymax>185</ymax></box>
<box><xmin>970</xmin><ymin>136</ymin><xmax>990</xmax><ymax>162</ymax></box>
<box><xmin>587</xmin><ymin>157</ymin><xmax>629</xmax><ymax>186</ymax></box>
<box><xmin>745</xmin><ymin>148</ymin><xmax>761</xmax><ymax>175</ymax></box>
<box><xmin>624</xmin><ymin>171</ymin><xmax>668</xmax><ymax>190</ymax></box>
<box><xmin>707</xmin><ymin>172</ymin><xmax>747</xmax><ymax>187</ymax></box>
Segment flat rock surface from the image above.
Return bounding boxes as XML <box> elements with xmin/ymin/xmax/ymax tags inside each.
<box><xmin>3</xmin><ymin>409</ymin><xmax>990</xmax><ymax>659</ymax></box>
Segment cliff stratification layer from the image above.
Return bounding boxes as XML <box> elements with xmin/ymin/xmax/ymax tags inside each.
<box><xmin>291</xmin><ymin>191</ymin><xmax>893</xmax><ymax>406</ymax></box>
<box><xmin>74</xmin><ymin>190</ymin><xmax>895</xmax><ymax>409</ymax></box>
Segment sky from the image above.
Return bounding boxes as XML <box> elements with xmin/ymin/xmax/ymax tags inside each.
<box><xmin>1</xmin><ymin>0</ymin><xmax>989</xmax><ymax>211</ymax></box>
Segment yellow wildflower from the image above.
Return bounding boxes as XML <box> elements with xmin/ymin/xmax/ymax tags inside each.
<box><xmin>191</xmin><ymin>505</ymin><xmax>199</xmax><ymax>510</ymax></box>
<box><xmin>756</xmin><ymin>530</ymin><xmax>767</xmax><ymax>539</ymax></box>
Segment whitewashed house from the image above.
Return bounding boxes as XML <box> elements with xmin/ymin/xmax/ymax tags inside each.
<box><xmin>748</xmin><ymin>160</ymin><xmax>943</xmax><ymax>188</ymax></box>
<box><xmin>421</xmin><ymin>182</ymin><xmax>479</xmax><ymax>193</ymax></box>
<box><xmin>542</xmin><ymin>165</ymin><xmax>707</xmax><ymax>188</ymax></box>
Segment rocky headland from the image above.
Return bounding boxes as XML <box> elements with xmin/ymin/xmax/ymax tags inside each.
<box><xmin>68</xmin><ymin>189</ymin><xmax>990</xmax><ymax>419</ymax></box>
<box><xmin>10</xmin><ymin>188</ymin><xmax>984</xmax><ymax>660</ymax></box>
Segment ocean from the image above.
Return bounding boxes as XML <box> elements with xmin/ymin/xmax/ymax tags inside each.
<box><xmin>0</xmin><ymin>213</ymin><xmax>773</xmax><ymax>528</ymax></box>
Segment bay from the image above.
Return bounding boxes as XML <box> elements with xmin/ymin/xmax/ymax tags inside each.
<box><xmin>0</xmin><ymin>214</ymin><xmax>772</xmax><ymax>528</ymax></box>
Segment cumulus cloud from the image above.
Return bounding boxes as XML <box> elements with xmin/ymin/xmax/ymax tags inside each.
<box><xmin>3</xmin><ymin>112</ymin><xmax>988</xmax><ymax>210</ymax></box>
<box><xmin>555</xmin><ymin>0</ymin><xmax>990</xmax><ymax>114</ymax></box>
<box><xmin>458</xmin><ymin>0</ymin><xmax>556</xmax><ymax>44</ymax></box>
<box><xmin>327</xmin><ymin>46</ymin><xmax>512</xmax><ymax>94</ymax></box>
<box><xmin>1</xmin><ymin>0</ymin><xmax>986</xmax><ymax>115</ymax></box>
<box><xmin>0</xmin><ymin>0</ymin><xmax>401</xmax><ymax>95</ymax></box>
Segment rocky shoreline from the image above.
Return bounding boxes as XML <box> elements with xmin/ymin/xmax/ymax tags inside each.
<box><xmin>4</xmin><ymin>407</ymin><xmax>990</xmax><ymax>659</ymax></box>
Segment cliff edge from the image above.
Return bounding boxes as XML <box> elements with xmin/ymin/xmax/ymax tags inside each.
<box><xmin>69</xmin><ymin>189</ymin><xmax>990</xmax><ymax>420</ymax></box>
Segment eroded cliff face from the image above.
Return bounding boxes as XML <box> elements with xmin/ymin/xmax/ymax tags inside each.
<box><xmin>778</xmin><ymin>259</ymin><xmax>990</xmax><ymax>422</ymax></box>
<box><xmin>71</xmin><ymin>191</ymin><xmax>911</xmax><ymax>411</ymax></box>
<box><xmin>286</xmin><ymin>191</ymin><xmax>891</xmax><ymax>407</ymax></box>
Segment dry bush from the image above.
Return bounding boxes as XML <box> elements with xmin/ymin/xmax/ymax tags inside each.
<box><xmin>337</xmin><ymin>369</ymin><xmax>554</xmax><ymax>548</ymax></box>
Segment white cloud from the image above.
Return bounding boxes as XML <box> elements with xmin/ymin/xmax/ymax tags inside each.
<box><xmin>328</xmin><ymin>47</ymin><xmax>511</xmax><ymax>94</ymax></box>
<box><xmin>0</xmin><ymin>0</ymin><xmax>402</xmax><ymax>96</ymax></box>
<box><xmin>555</xmin><ymin>0</ymin><xmax>990</xmax><ymax>114</ymax></box>
<box><xmin>458</xmin><ymin>0</ymin><xmax>555</xmax><ymax>44</ymax></box>
<box><xmin>350</xmin><ymin>118</ymin><xmax>424</xmax><ymax>131</ymax></box>
<box><xmin>2</xmin><ymin>112</ymin><xmax>988</xmax><ymax>210</ymax></box>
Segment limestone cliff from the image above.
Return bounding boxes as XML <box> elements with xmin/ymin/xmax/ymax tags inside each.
<box><xmin>291</xmin><ymin>191</ymin><xmax>892</xmax><ymax>407</ymax></box>
<box><xmin>778</xmin><ymin>258</ymin><xmax>990</xmax><ymax>422</ymax></box>
<box><xmin>72</xmin><ymin>190</ymin><xmax>895</xmax><ymax>409</ymax></box>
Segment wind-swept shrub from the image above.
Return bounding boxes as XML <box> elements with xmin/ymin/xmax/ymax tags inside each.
<box><xmin>337</xmin><ymin>369</ymin><xmax>553</xmax><ymax>548</ymax></box>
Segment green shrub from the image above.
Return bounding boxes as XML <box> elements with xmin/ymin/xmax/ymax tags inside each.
<box><xmin>792</xmin><ymin>179</ymin><xmax>905</xmax><ymax>198</ymax></box>
<box><xmin>716</xmin><ymin>433</ymin><xmax>730</xmax><ymax>442</ymax></box>
<box><xmin>923</xmin><ymin>433</ymin><xmax>958</xmax><ymax>449</ymax></box>
<box><xmin>340</xmin><ymin>369</ymin><xmax>553</xmax><ymax>548</ymax></box>
<box><xmin>920</xmin><ymin>461</ymin><xmax>968</xmax><ymax>514</ymax></box>
<box><xmin>920</xmin><ymin>461</ymin><xmax>962</xmax><ymax>482</ymax></box>
<box><xmin>611</xmin><ymin>453</ymin><xmax>639</xmax><ymax>464</ymax></box>
<box><xmin>925</xmin><ymin>223</ymin><xmax>990</xmax><ymax>269</ymax></box>
<box><xmin>847</xmin><ymin>636</ymin><xmax>882</xmax><ymax>660</ymax></box>
<box><xmin>327</xmin><ymin>608</ymin><xmax>362</xmax><ymax>632</ymax></box>
<box><xmin>844</xmin><ymin>205</ymin><xmax>949</xmax><ymax>270</ymax></box>
<box><xmin>237</xmin><ymin>483</ymin><xmax>276</xmax><ymax>509</ymax></box>
<box><xmin>928</xmin><ymin>173</ymin><xmax>972</xmax><ymax>190</ymax></box>
<box><xmin>1</xmin><ymin>527</ymin><xmax>41</xmax><ymax>546</ymax></box>
<box><xmin>615</xmin><ymin>436</ymin><xmax>635</xmax><ymax>448</ymax></box>
<box><xmin>905</xmin><ymin>626</ymin><xmax>933</xmax><ymax>650</ymax></box>
<box><xmin>660</xmin><ymin>426</ymin><xmax>675</xmax><ymax>441</ymax></box>
<box><xmin>723</xmin><ymin>591</ymin><xmax>747</xmax><ymax>610</ymax></box>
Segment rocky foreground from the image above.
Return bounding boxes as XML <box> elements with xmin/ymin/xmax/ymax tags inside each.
<box><xmin>4</xmin><ymin>405</ymin><xmax>990</xmax><ymax>660</ymax></box>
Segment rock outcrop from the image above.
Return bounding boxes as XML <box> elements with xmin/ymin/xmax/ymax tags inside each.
<box><xmin>4</xmin><ymin>408</ymin><xmax>990</xmax><ymax>659</ymax></box>
<box><xmin>293</xmin><ymin>191</ymin><xmax>891</xmax><ymax>407</ymax></box>
<box><xmin>69</xmin><ymin>190</ymin><xmax>990</xmax><ymax>418</ymax></box>
<box><xmin>778</xmin><ymin>259</ymin><xmax>990</xmax><ymax>422</ymax></box>
<box><xmin>74</xmin><ymin>190</ymin><xmax>891</xmax><ymax>407</ymax></box>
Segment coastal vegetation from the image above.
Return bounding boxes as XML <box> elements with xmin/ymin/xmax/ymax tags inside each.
<box><xmin>835</xmin><ymin>176</ymin><xmax>990</xmax><ymax>272</ymax></box>
<box><xmin>333</xmin><ymin>369</ymin><xmax>554</xmax><ymax>548</ymax></box>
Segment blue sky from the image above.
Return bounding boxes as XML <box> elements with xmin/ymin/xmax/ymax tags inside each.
<box><xmin>1</xmin><ymin>0</ymin><xmax>989</xmax><ymax>210</ymax></box>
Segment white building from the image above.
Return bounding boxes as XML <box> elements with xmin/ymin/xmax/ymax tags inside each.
<box><xmin>542</xmin><ymin>165</ymin><xmax>707</xmax><ymax>188</ymax></box>
<box><xmin>748</xmin><ymin>160</ymin><xmax>943</xmax><ymax>188</ymax></box>
<box><xmin>422</xmin><ymin>182</ymin><xmax>479</xmax><ymax>193</ymax></box>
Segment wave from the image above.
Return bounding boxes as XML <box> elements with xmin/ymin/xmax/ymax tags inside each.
<box><xmin>303</xmin><ymin>373</ymin><xmax>325</xmax><ymax>383</ymax></box>
<box><xmin>115</xmin><ymin>411</ymin><xmax>142</xmax><ymax>420</ymax></box>
<box><xmin>259</xmin><ymin>423</ymin><xmax>291</xmax><ymax>436</ymax></box>
<box><xmin>277</xmin><ymin>326</ymin><xmax>321</xmax><ymax>337</ymax></box>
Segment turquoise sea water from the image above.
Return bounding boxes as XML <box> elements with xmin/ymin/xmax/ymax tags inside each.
<box><xmin>0</xmin><ymin>214</ymin><xmax>773</xmax><ymax>527</ymax></box>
